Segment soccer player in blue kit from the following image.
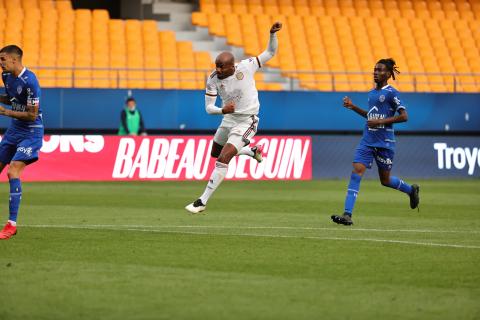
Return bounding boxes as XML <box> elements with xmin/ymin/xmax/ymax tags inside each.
<box><xmin>0</xmin><ymin>45</ymin><xmax>43</xmax><ymax>239</ymax></box>
<box><xmin>331</xmin><ymin>58</ymin><xmax>419</xmax><ymax>226</ymax></box>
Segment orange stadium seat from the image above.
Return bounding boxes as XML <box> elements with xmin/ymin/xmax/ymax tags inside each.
<box><xmin>2</xmin><ymin>0</ymin><xmax>478</xmax><ymax>92</ymax></box>
<box><xmin>191</xmin><ymin>0</ymin><xmax>480</xmax><ymax>92</ymax></box>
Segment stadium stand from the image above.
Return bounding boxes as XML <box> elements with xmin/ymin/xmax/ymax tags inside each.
<box><xmin>0</xmin><ymin>0</ymin><xmax>282</xmax><ymax>90</ymax></box>
<box><xmin>0</xmin><ymin>0</ymin><xmax>478</xmax><ymax>92</ymax></box>
<box><xmin>192</xmin><ymin>0</ymin><xmax>480</xmax><ymax>92</ymax></box>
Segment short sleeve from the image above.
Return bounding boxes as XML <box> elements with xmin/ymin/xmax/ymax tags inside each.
<box><xmin>205</xmin><ymin>73</ymin><xmax>217</xmax><ymax>96</ymax></box>
<box><xmin>390</xmin><ymin>90</ymin><xmax>405</xmax><ymax>111</ymax></box>
<box><xmin>241</xmin><ymin>57</ymin><xmax>261</xmax><ymax>74</ymax></box>
<box><xmin>26</xmin><ymin>79</ymin><xmax>40</xmax><ymax>107</ymax></box>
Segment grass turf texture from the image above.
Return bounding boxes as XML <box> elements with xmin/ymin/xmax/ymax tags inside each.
<box><xmin>0</xmin><ymin>180</ymin><xmax>479</xmax><ymax>320</ymax></box>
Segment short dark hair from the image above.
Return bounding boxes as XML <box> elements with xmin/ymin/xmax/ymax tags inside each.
<box><xmin>0</xmin><ymin>45</ymin><xmax>23</xmax><ymax>59</ymax></box>
<box><xmin>377</xmin><ymin>58</ymin><xmax>400</xmax><ymax>80</ymax></box>
<box><xmin>126</xmin><ymin>97</ymin><xmax>136</xmax><ymax>103</ymax></box>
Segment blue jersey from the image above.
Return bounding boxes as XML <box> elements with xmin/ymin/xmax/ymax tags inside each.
<box><xmin>359</xmin><ymin>84</ymin><xmax>405</xmax><ymax>150</ymax></box>
<box><xmin>2</xmin><ymin>68</ymin><xmax>43</xmax><ymax>135</ymax></box>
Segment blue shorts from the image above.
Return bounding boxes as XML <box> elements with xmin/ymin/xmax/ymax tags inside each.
<box><xmin>0</xmin><ymin>132</ymin><xmax>43</xmax><ymax>165</ymax></box>
<box><xmin>353</xmin><ymin>144</ymin><xmax>395</xmax><ymax>171</ymax></box>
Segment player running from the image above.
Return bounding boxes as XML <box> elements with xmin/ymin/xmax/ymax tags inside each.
<box><xmin>0</xmin><ymin>45</ymin><xmax>43</xmax><ymax>239</ymax></box>
<box><xmin>331</xmin><ymin>58</ymin><xmax>419</xmax><ymax>226</ymax></box>
<box><xmin>185</xmin><ymin>22</ymin><xmax>282</xmax><ymax>214</ymax></box>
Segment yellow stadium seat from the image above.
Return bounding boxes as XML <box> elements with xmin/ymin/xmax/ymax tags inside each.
<box><xmin>215</xmin><ymin>0</ymin><xmax>231</xmax><ymax>13</ymax></box>
<box><xmin>247</xmin><ymin>0</ymin><xmax>263</xmax><ymax>14</ymax></box>
<box><xmin>262</xmin><ymin>0</ymin><xmax>279</xmax><ymax>15</ymax></box>
<box><xmin>294</xmin><ymin>0</ymin><xmax>309</xmax><ymax>15</ymax></box>
<box><xmin>199</xmin><ymin>0</ymin><xmax>215</xmax><ymax>11</ymax></box>
<box><xmin>207</xmin><ymin>13</ymin><xmax>226</xmax><ymax>36</ymax></box>
<box><xmin>192</xmin><ymin>12</ymin><xmax>208</xmax><ymax>27</ymax></box>
<box><xmin>225</xmin><ymin>14</ymin><xmax>242</xmax><ymax>46</ymax></box>
<box><xmin>39</xmin><ymin>0</ymin><xmax>53</xmax><ymax>11</ymax></box>
<box><xmin>232</xmin><ymin>0</ymin><xmax>248</xmax><ymax>14</ymax></box>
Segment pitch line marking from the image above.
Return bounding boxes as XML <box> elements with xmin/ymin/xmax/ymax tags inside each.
<box><xmin>23</xmin><ymin>224</ymin><xmax>480</xmax><ymax>249</ymax></box>
<box><xmin>23</xmin><ymin>224</ymin><xmax>480</xmax><ymax>234</ymax></box>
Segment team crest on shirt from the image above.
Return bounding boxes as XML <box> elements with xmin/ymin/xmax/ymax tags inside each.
<box><xmin>379</xmin><ymin>95</ymin><xmax>385</xmax><ymax>102</ymax></box>
<box><xmin>236</xmin><ymin>72</ymin><xmax>244</xmax><ymax>80</ymax></box>
<box><xmin>17</xmin><ymin>85</ymin><xmax>22</xmax><ymax>94</ymax></box>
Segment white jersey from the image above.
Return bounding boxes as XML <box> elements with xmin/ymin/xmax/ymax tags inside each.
<box><xmin>206</xmin><ymin>57</ymin><xmax>261</xmax><ymax>116</ymax></box>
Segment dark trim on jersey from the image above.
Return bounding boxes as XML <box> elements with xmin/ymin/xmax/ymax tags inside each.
<box><xmin>242</xmin><ymin>116</ymin><xmax>258</xmax><ymax>140</ymax></box>
<box><xmin>209</xmin><ymin>71</ymin><xmax>217</xmax><ymax>79</ymax></box>
<box><xmin>205</xmin><ymin>93</ymin><xmax>217</xmax><ymax>97</ymax></box>
<box><xmin>256</xmin><ymin>56</ymin><xmax>261</xmax><ymax>68</ymax></box>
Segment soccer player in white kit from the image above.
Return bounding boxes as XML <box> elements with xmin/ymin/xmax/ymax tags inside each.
<box><xmin>185</xmin><ymin>22</ymin><xmax>282</xmax><ymax>214</ymax></box>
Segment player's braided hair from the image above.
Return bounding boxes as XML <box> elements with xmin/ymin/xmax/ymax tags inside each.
<box><xmin>0</xmin><ymin>45</ymin><xmax>23</xmax><ymax>58</ymax></box>
<box><xmin>377</xmin><ymin>58</ymin><xmax>400</xmax><ymax>80</ymax></box>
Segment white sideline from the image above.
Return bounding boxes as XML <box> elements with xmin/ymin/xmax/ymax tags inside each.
<box><xmin>23</xmin><ymin>224</ymin><xmax>480</xmax><ymax>234</ymax></box>
<box><xmin>23</xmin><ymin>224</ymin><xmax>480</xmax><ymax>249</ymax></box>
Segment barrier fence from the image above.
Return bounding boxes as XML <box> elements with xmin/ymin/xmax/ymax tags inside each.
<box><xmin>29</xmin><ymin>66</ymin><xmax>480</xmax><ymax>93</ymax></box>
<box><xmin>2</xmin><ymin>134</ymin><xmax>478</xmax><ymax>182</ymax></box>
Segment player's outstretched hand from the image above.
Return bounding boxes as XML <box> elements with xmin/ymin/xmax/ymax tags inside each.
<box><xmin>343</xmin><ymin>96</ymin><xmax>354</xmax><ymax>109</ymax></box>
<box><xmin>270</xmin><ymin>22</ymin><xmax>282</xmax><ymax>33</ymax></box>
<box><xmin>0</xmin><ymin>105</ymin><xmax>6</xmax><ymax>116</ymax></box>
<box><xmin>222</xmin><ymin>102</ymin><xmax>235</xmax><ymax>114</ymax></box>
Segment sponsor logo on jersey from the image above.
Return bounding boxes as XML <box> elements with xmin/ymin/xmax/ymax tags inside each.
<box><xmin>375</xmin><ymin>154</ymin><xmax>392</xmax><ymax>165</ymax></box>
<box><xmin>236</xmin><ymin>72</ymin><xmax>244</xmax><ymax>80</ymax></box>
<box><xmin>17</xmin><ymin>146</ymin><xmax>33</xmax><ymax>156</ymax></box>
<box><xmin>11</xmin><ymin>100</ymin><xmax>26</xmax><ymax>112</ymax></box>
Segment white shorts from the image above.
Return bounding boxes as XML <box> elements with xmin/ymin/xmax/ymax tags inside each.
<box><xmin>213</xmin><ymin>114</ymin><xmax>259</xmax><ymax>152</ymax></box>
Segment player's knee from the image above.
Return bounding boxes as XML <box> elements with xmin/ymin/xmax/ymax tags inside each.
<box><xmin>352</xmin><ymin>168</ymin><xmax>364</xmax><ymax>176</ymax></box>
<box><xmin>7</xmin><ymin>167</ymin><xmax>20</xmax><ymax>179</ymax></box>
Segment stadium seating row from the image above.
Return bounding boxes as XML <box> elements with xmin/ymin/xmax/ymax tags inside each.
<box><xmin>0</xmin><ymin>0</ymin><xmax>284</xmax><ymax>90</ymax></box>
<box><xmin>198</xmin><ymin>0</ymin><xmax>480</xmax><ymax>20</ymax></box>
<box><xmin>193</xmin><ymin>0</ymin><xmax>480</xmax><ymax>92</ymax></box>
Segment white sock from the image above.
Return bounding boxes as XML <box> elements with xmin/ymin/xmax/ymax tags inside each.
<box><xmin>238</xmin><ymin>146</ymin><xmax>254</xmax><ymax>157</ymax></box>
<box><xmin>200</xmin><ymin>161</ymin><xmax>228</xmax><ymax>204</ymax></box>
<box><xmin>8</xmin><ymin>220</ymin><xmax>16</xmax><ymax>226</ymax></box>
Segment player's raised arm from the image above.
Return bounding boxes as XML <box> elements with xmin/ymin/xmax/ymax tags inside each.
<box><xmin>257</xmin><ymin>22</ymin><xmax>282</xmax><ymax>67</ymax></box>
<box><xmin>343</xmin><ymin>96</ymin><xmax>368</xmax><ymax>118</ymax></box>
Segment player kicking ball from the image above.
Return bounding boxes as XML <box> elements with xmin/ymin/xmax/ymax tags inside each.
<box><xmin>185</xmin><ymin>22</ymin><xmax>282</xmax><ymax>214</ymax></box>
<box><xmin>0</xmin><ymin>45</ymin><xmax>43</xmax><ymax>239</ymax></box>
<box><xmin>331</xmin><ymin>58</ymin><xmax>419</xmax><ymax>226</ymax></box>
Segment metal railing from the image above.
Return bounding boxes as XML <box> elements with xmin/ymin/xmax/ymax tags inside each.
<box><xmin>29</xmin><ymin>66</ymin><xmax>480</xmax><ymax>92</ymax></box>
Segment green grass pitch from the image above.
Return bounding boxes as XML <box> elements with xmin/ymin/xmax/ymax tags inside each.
<box><xmin>0</xmin><ymin>180</ymin><xmax>479</xmax><ymax>320</ymax></box>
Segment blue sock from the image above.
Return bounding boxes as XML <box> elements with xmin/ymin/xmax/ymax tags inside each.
<box><xmin>344</xmin><ymin>172</ymin><xmax>362</xmax><ymax>216</ymax></box>
<box><xmin>385</xmin><ymin>176</ymin><xmax>412</xmax><ymax>195</ymax></box>
<box><xmin>9</xmin><ymin>178</ymin><xmax>22</xmax><ymax>223</ymax></box>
